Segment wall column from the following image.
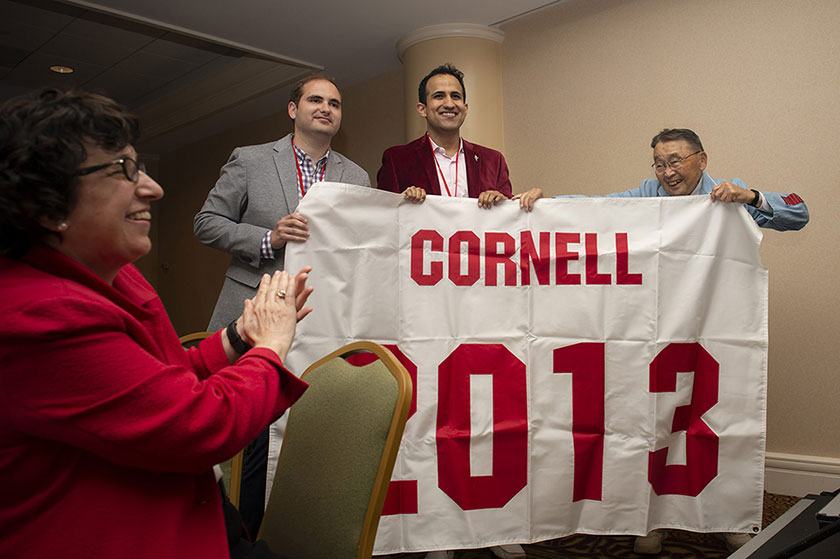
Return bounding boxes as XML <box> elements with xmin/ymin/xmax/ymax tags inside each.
<box><xmin>398</xmin><ymin>24</ymin><xmax>505</xmax><ymax>151</ymax></box>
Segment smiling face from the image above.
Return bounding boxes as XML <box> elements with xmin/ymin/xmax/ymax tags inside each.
<box><xmin>288</xmin><ymin>79</ymin><xmax>342</xmax><ymax>139</ymax></box>
<box><xmin>417</xmin><ymin>74</ymin><xmax>468</xmax><ymax>135</ymax></box>
<box><xmin>55</xmin><ymin>143</ymin><xmax>163</xmax><ymax>283</ymax></box>
<box><xmin>652</xmin><ymin>139</ymin><xmax>707</xmax><ymax>196</ymax></box>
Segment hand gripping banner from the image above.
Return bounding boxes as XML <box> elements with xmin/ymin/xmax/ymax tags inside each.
<box><xmin>275</xmin><ymin>183</ymin><xmax>768</xmax><ymax>554</ymax></box>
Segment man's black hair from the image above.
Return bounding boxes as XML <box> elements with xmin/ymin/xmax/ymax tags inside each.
<box><xmin>650</xmin><ymin>128</ymin><xmax>704</xmax><ymax>152</ymax></box>
<box><xmin>418</xmin><ymin>64</ymin><xmax>466</xmax><ymax>104</ymax></box>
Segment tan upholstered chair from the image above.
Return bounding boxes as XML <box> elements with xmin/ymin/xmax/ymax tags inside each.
<box><xmin>258</xmin><ymin>341</ymin><xmax>412</xmax><ymax>559</ymax></box>
<box><xmin>178</xmin><ymin>330</ymin><xmax>244</xmax><ymax>508</ymax></box>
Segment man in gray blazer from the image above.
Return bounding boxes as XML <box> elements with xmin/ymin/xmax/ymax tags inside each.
<box><xmin>195</xmin><ymin>74</ymin><xmax>370</xmax><ymax>331</ymax></box>
<box><xmin>194</xmin><ymin>74</ymin><xmax>370</xmax><ymax>535</ymax></box>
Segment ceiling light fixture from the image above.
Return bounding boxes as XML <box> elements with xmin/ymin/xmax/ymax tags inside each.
<box><xmin>49</xmin><ymin>65</ymin><xmax>75</xmax><ymax>74</ymax></box>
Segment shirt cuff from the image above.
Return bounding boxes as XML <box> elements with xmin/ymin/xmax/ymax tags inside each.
<box><xmin>260</xmin><ymin>230</ymin><xmax>275</xmax><ymax>259</ymax></box>
<box><xmin>755</xmin><ymin>191</ymin><xmax>772</xmax><ymax>214</ymax></box>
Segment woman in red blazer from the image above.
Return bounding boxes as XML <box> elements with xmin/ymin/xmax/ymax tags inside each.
<box><xmin>0</xmin><ymin>89</ymin><xmax>311</xmax><ymax>559</ymax></box>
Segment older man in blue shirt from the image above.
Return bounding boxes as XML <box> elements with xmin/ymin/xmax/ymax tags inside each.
<box><xmin>517</xmin><ymin>128</ymin><xmax>809</xmax><ymax>234</ymax></box>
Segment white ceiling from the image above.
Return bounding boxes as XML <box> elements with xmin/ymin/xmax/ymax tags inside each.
<box><xmin>1</xmin><ymin>0</ymin><xmax>558</xmax><ymax>152</ymax></box>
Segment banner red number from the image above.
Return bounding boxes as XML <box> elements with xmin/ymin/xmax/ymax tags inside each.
<box><xmin>353</xmin><ymin>340</ymin><xmax>721</xmax><ymax>513</ymax></box>
<box><xmin>436</xmin><ymin>344</ymin><xmax>529</xmax><ymax>509</ymax></box>
<box><xmin>648</xmin><ymin>342</ymin><xmax>720</xmax><ymax>496</ymax></box>
<box><xmin>553</xmin><ymin>343</ymin><xmax>605</xmax><ymax>501</ymax></box>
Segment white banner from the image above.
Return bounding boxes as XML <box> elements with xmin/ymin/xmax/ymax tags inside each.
<box><xmin>276</xmin><ymin>183</ymin><xmax>767</xmax><ymax>554</ymax></box>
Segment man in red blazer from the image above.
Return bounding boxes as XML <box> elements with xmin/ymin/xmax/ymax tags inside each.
<box><xmin>377</xmin><ymin>65</ymin><xmax>525</xmax><ymax>559</ymax></box>
<box><xmin>377</xmin><ymin>64</ymin><xmax>513</xmax><ymax>209</ymax></box>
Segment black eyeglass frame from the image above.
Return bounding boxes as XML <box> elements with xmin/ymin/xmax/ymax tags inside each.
<box><xmin>75</xmin><ymin>157</ymin><xmax>145</xmax><ymax>183</ymax></box>
<box><xmin>651</xmin><ymin>150</ymin><xmax>703</xmax><ymax>172</ymax></box>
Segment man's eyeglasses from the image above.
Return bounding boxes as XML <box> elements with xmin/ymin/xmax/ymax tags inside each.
<box><xmin>652</xmin><ymin>150</ymin><xmax>702</xmax><ymax>173</ymax></box>
<box><xmin>75</xmin><ymin>157</ymin><xmax>145</xmax><ymax>183</ymax></box>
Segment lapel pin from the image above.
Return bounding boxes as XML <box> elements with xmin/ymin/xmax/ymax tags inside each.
<box><xmin>474</xmin><ymin>154</ymin><xmax>479</xmax><ymax>162</ymax></box>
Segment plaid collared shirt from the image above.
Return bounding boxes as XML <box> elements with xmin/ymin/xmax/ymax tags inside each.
<box><xmin>260</xmin><ymin>144</ymin><xmax>330</xmax><ymax>259</ymax></box>
<box><xmin>293</xmin><ymin>143</ymin><xmax>329</xmax><ymax>196</ymax></box>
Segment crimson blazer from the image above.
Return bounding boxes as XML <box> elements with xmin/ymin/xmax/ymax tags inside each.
<box><xmin>377</xmin><ymin>135</ymin><xmax>513</xmax><ymax>198</ymax></box>
<box><xmin>0</xmin><ymin>244</ymin><xmax>308</xmax><ymax>559</ymax></box>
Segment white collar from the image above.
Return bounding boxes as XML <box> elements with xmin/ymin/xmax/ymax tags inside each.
<box><xmin>428</xmin><ymin>135</ymin><xmax>464</xmax><ymax>158</ymax></box>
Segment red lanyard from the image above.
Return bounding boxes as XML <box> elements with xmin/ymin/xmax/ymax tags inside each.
<box><xmin>292</xmin><ymin>138</ymin><xmax>327</xmax><ymax>197</ymax></box>
<box><xmin>428</xmin><ymin>135</ymin><xmax>460</xmax><ymax>197</ymax></box>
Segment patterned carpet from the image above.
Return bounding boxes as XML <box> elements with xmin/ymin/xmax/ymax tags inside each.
<box><xmin>381</xmin><ymin>492</ymin><xmax>800</xmax><ymax>558</ymax></box>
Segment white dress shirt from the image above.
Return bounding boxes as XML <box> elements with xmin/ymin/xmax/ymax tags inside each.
<box><xmin>428</xmin><ymin>136</ymin><xmax>468</xmax><ymax>198</ymax></box>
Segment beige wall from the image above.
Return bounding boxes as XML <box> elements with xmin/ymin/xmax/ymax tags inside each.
<box><xmin>154</xmin><ymin>71</ymin><xmax>403</xmax><ymax>335</ymax></box>
<box><xmin>500</xmin><ymin>0</ymin><xmax>839</xmax><ymax>458</ymax></box>
<box><xmin>332</xmin><ymin>70</ymin><xmax>405</xmax><ymax>183</ymax></box>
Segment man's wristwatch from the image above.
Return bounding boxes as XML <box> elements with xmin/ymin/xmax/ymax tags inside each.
<box><xmin>750</xmin><ymin>189</ymin><xmax>761</xmax><ymax>207</ymax></box>
<box><xmin>226</xmin><ymin>319</ymin><xmax>252</xmax><ymax>354</ymax></box>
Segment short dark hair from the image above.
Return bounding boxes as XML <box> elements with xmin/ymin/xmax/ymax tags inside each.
<box><xmin>650</xmin><ymin>128</ymin><xmax>704</xmax><ymax>152</ymax></box>
<box><xmin>418</xmin><ymin>64</ymin><xmax>466</xmax><ymax>104</ymax></box>
<box><xmin>0</xmin><ymin>88</ymin><xmax>139</xmax><ymax>257</ymax></box>
<box><xmin>288</xmin><ymin>73</ymin><xmax>339</xmax><ymax>106</ymax></box>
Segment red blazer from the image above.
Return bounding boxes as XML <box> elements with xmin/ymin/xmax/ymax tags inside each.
<box><xmin>0</xmin><ymin>245</ymin><xmax>308</xmax><ymax>559</ymax></box>
<box><xmin>377</xmin><ymin>135</ymin><xmax>513</xmax><ymax>198</ymax></box>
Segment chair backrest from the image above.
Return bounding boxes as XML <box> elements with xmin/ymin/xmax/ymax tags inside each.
<box><xmin>258</xmin><ymin>341</ymin><xmax>412</xmax><ymax>559</ymax></box>
<box><xmin>179</xmin><ymin>330</ymin><xmax>213</xmax><ymax>348</ymax></box>
<box><xmin>178</xmin><ymin>331</ymin><xmax>244</xmax><ymax>508</ymax></box>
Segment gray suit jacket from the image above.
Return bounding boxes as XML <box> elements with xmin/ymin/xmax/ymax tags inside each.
<box><xmin>194</xmin><ymin>133</ymin><xmax>371</xmax><ymax>330</ymax></box>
